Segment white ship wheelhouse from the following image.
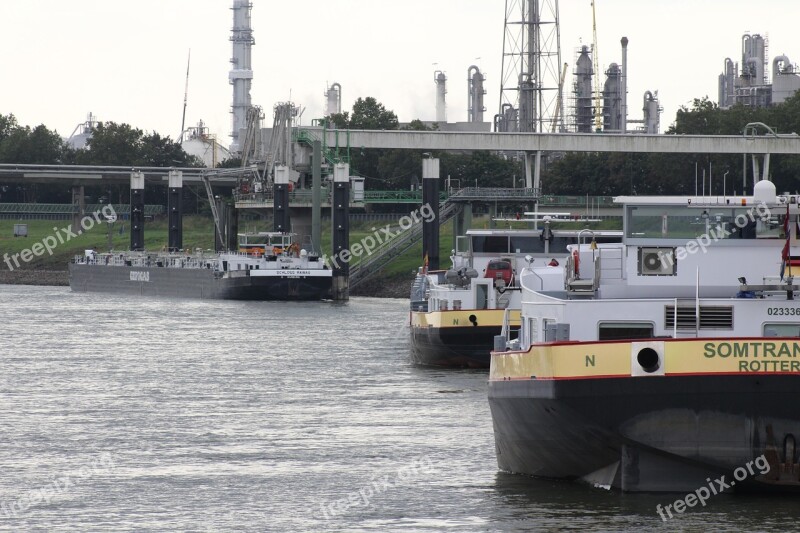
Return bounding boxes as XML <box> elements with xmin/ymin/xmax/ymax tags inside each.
<box><xmin>512</xmin><ymin>184</ymin><xmax>800</xmax><ymax>349</ymax></box>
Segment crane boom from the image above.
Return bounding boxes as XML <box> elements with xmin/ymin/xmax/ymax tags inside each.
<box><xmin>179</xmin><ymin>49</ymin><xmax>191</xmax><ymax>141</ymax></box>
<box><xmin>591</xmin><ymin>1</ymin><xmax>602</xmax><ymax>132</ymax></box>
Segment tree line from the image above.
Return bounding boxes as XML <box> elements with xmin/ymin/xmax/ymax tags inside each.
<box><xmin>2</xmin><ymin>90</ymin><xmax>799</xmax><ymax>205</ymax></box>
<box><xmin>0</xmin><ymin>115</ymin><xmax>202</xmax><ymax>204</ymax></box>
<box><xmin>545</xmin><ymin>93</ymin><xmax>800</xmax><ymax>196</ymax></box>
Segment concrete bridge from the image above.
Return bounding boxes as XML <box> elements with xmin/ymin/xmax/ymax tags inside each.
<box><xmin>0</xmin><ymin>164</ymin><xmax>241</xmax><ymax>186</ymax></box>
<box><xmin>320</xmin><ymin>129</ymin><xmax>800</xmax><ymax>154</ymax></box>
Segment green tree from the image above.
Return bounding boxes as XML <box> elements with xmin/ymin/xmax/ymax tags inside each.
<box><xmin>0</xmin><ymin>124</ymin><xmax>67</xmax><ymax>164</ymax></box>
<box><xmin>0</xmin><ymin>113</ymin><xmax>20</xmax><ymax>143</ymax></box>
<box><xmin>349</xmin><ymin>97</ymin><xmax>399</xmax><ymax>130</ymax></box>
<box><xmin>75</xmin><ymin>122</ymin><xmax>201</xmax><ymax>167</ymax></box>
<box><xmin>76</xmin><ymin>122</ymin><xmax>143</xmax><ymax>165</ymax></box>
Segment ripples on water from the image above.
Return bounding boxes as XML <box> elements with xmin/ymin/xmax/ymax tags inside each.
<box><xmin>1</xmin><ymin>285</ymin><xmax>799</xmax><ymax>531</ymax></box>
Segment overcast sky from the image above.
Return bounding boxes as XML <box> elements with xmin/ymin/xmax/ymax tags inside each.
<box><xmin>1</xmin><ymin>0</ymin><xmax>798</xmax><ymax>147</ymax></box>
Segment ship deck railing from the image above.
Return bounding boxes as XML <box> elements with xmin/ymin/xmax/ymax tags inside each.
<box><xmin>74</xmin><ymin>252</ymin><xmax>218</xmax><ymax>270</ymax></box>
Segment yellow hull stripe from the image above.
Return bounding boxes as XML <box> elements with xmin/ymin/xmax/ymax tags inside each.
<box><xmin>410</xmin><ymin>309</ymin><xmax>521</xmax><ymax>329</ymax></box>
<box><xmin>490</xmin><ymin>339</ymin><xmax>800</xmax><ymax>380</ymax></box>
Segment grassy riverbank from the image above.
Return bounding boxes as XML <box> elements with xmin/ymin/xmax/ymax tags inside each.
<box><xmin>0</xmin><ymin>215</ymin><xmax>621</xmax><ymax>296</ymax></box>
<box><xmin>0</xmin><ymin>216</ymin><xmax>456</xmax><ymax>296</ymax></box>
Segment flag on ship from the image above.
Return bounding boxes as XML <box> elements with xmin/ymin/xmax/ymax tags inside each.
<box><xmin>781</xmin><ymin>203</ymin><xmax>791</xmax><ymax>279</ymax></box>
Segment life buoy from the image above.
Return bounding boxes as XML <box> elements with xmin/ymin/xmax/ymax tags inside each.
<box><xmin>572</xmin><ymin>249</ymin><xmax>580</xmax><ymax>276</ymax></box>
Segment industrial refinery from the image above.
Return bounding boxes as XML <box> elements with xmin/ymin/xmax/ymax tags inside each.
<box><xmin>149</xmin><ymin>0</ymin><xmax>800</xmax><ymax>163</ymax></box>
<box><xmin>219</xmin><ymin>0</ymin><xmax>671</xmax><ymax>154</ymax></box>
<box><xmin>54</xmin><ymin>2</ymin><xmax>800</xmax><ymax>163</ymax></box>
<box><xmin>718</xmin><ymin>33</ymin><xmax>800</xmax><ymax>109</ymax></box>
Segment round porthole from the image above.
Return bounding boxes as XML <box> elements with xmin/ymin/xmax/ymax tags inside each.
<box><xmin>637</xmin><ymin>347</ymin><xmax>660</xmax><ymax>373</ymax></box>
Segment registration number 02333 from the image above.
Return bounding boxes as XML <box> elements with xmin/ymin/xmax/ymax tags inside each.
<box><xmin>767</xmin><ymin>307</ymin><xmax>800</xmax><ymax>316</ymax></box>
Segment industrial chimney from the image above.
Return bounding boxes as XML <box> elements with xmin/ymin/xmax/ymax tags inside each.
<box><xmin>621</xmin><ymin>36</ymin><xmax>628</xmax><ymax>133</ymax></box>
<box><xmin>325</xmin><ymin>83</ymin><xmax>342</xmax><ymax>116</ymax></box>
<box><xmin>434</xmin><ymin>71</ymin><xmax>447</xmax><ymax>123</ymax></box>
<box><xmin>229</xmin><ymin>0</ymin><xmax>254</xmax><ymax>153</ymax></box>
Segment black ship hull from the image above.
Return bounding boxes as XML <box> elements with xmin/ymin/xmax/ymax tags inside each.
<box><xmin>409</xmin><ymin>308</ymin><xmax>521</xmax><ymax>369</ymax></box>
<box><xmin>410</xmin><ymin>324</ymin><xmax>500</xmax><ymax>368</ymax></box>
<box><xmin>489</xmin><ymin>374</ymin><xmax>800</xmax><ymax>492</ymax></box>
<box><xmin>69</xmin><ymin>264</ymin><xmax>332</xmax><ymax>301</ymax></box>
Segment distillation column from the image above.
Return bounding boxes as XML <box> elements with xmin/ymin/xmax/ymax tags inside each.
<box><xmin>229</xmin><ymin>0</ymin><xmax>254</xmax><ymax>153</ymax></box>
<box><xmin>468</xmin><ymin>66</ymin><xmax>486</xmax><ymax>123</ymax></box>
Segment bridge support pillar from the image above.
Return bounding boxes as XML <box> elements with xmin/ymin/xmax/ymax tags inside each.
<box><xmin>524</xmin><ymin>150</ymin><xmax>542</xmax><ymax>191</ymax></box>
<box><xmin>130</xmin><ymin>172</ymin><xmax>145</xmax><ymax>251</ymax></box>
<box><xmin>452</xmin><ymin>205</ymin><xmax>465</xmax><ymax>253</ymax></box>
<box><xmin>452</xmin><ymin>202</ymin><xmax>473</xmax><ymax>253</ymax></box>
<box><xmin>71</xmin><ymin>185</ymin><xmax>85</xmax><ymax>233</ymax></box>
<box><xmin>422</xmin><ymin>158</ymin><xmax>440</xmax><ymax>271</ymax></box>
<box><xmin>489</xmin><ymin>204</ymin><xmax>497</xmax><ymax>229</ymax></box>
<box><xmin>312</xmin><ymin>140</ymin><xmax>322</xmax><ymax>255</ymax></box>
<box><xmin>167</xmin><ymin>170</ymin><xmax>183</xmax><ymax>251</ymax></box>
<box><xmin>331</xmin><ymin>163</ymin><xmax>350</xmax><ymax>301</ymax></box>
<box><xmin>274</xmin><ymin>165</ymin><xmax>290</xmax><ymax>233</ymax></box>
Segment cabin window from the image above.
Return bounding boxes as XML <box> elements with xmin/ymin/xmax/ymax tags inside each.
<box><xmin>509</xmin><ymin>236</ymin><xmax>539</xmax><ymax>253</ymax></box>
<box><xmin>472</xmin><ymin>236</ymin><xmax>509</xmax><ymax>254</ymax></box>
<box><xmin>487</xmin><ymin>261</ymin><xmax>511</xmax><ymax>270</ymax></box>
<box><xmin>599</xmin><ymin>322</ymin><xmax>654</xmax><ymax>341</ymax></box>
<box><xmin>763</xmin><ymin>323</ymin><xmax>800</xmax><ymax>337</ymax></box>
<box><xmin>529</xmin><ymin>318</ymin><xmax>538</xmax><ymax>344</ymax></box>
<box><xmin>476</xmin><ymin>283</ymin><xmax>489</xmax><ymax>310</ymax></box>
<box><xmin>626</xmin><ymin>205</ymin><xmax>781</xmax><ymax>240</ymax></box>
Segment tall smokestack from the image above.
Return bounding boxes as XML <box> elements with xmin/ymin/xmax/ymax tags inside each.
<box><xmin>230</xmin><ymin>0</ymin><xmax>254</xmax><ymax>153</ymax></box>
<box><xmin>434</xmin><ymin>71</ymin><xmax>447</xmax><ymax>123</ymax></box>
<box><xmin>621</xmin><ymin>36</ymin><xmax>628</xmax><ymax>133</ymax></box>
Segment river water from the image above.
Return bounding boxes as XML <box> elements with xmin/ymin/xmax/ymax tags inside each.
<box><xmin>1</xmin><ymin>285</ymin><xmax>799</xmax><ymax>532</ymax></box>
